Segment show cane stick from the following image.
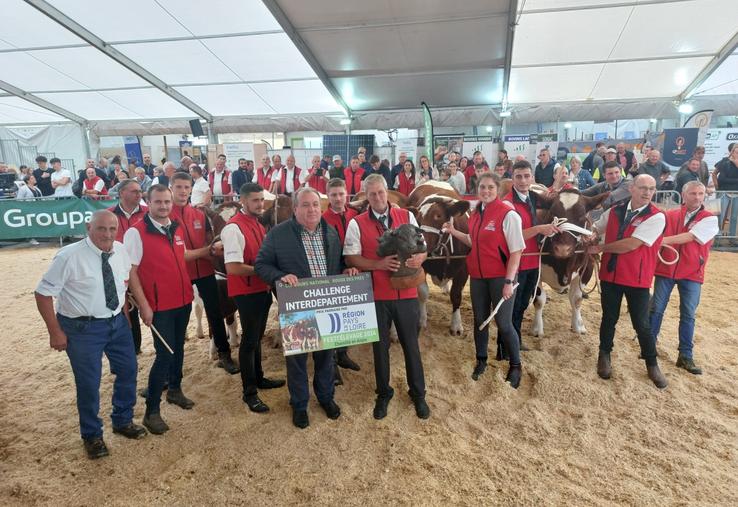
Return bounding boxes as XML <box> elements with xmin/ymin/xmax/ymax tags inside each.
<box><xmin>478</xmin><ymin>283</ymin><xmax>519</xmax><ymax>331</ymax></box>
<box><xmin>127</xmin><ymin>296</ymin><xmax>174</xmax><ymax>354</ymax></box>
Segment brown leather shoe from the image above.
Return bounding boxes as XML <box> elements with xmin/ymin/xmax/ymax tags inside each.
<box><xmin>597</xmin><ymin>352</ymin><xmax>611</xmax><ymax>379</ymax></box>
<box><xmin>647</xmin><ymin>364</ymin><xmax>668</xmax><ymax>389</ymax></box>
<box><xmin>676</xmin><ymin>354</ymin><xmax>702</xmax><ymax>375</ymax></box>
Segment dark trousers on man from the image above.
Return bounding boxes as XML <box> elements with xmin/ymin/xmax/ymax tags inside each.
<box><xmin>193</xmin><ymin>275</ymin><xmax>230</xmax><ymax>354</ymax></box>
<box><xmin>146</xmin><ymin>304</ymin><xmax>191</xmax><ymax>415</ymax></box>
<box><xmin>234</xmin><ymin>291</ymin><xmax>272</xmax><ymax>396</ymax></box>
<box><xmin>498</xmin><ymin>267</ymin><xmax>538</xmax><ymax>357</ymax></box>
<box><xmin>285</xmin><ymin>351</ymin><xmax>335</xmax><ymax>410</ymax></box>
<box><xmin>599</xmin><ymin>281</ymin><xmax>658</xmax><ymax>366</ymax></box>
<box><xmin>374</xmin><ymin>299</ymin><xmax>426</xmax><ymax>400</ymax></box>
<box><xmin>129</xmin><ymin>305</ymin><xmax>142</xmax><ymax>353</ymax></box>
<box><xmin>58</xmin><ymin>313</ymin><xmax>137</xmax><ymax>440</ymax></box>
<box><xmin>471</xmin><ymin>278</ymin><xmax>521</xmax><ymax>365</ymax></box>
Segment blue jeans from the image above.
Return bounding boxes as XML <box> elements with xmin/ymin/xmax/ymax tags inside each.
<box><xmin>719</xmin><ymin>194</ymin><xmax>738</xmax><ymax>237</ymax></box>
<box><xmin>285</xmin><ymin>351</ymin><xmax>335</xmax><ymax>411</ymax></box>
<box><xmin>59</xmin><ymin>313</ymin><xmax>137</xmax><ymax>440</ymax></box>
<box><xmin>649</xmin><ymin>276</ymin><xmax>702</xmax><ymax>358</ymax></box>
<box><xmin>146</xmin><ymin>304</ymin><xmax>191</xmax><ymax>415</ymax></box>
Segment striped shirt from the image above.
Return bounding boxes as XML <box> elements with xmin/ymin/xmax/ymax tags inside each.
<box><xmin>300</xmin><ymin>226</ymin><xmax>327</xmax><ymax>278</ymax></box>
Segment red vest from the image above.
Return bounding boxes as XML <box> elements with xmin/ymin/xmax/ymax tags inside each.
<box><xmin>467</xmin><ymin>199</ymin><xmax>514</xmax><ymax>279</ymax></box>
<box><xmin>132</xmin><ymin>216</ymin><xmax>194</xmax><ymax>312</ymax></box>
<box><xmin>83</xmin><ymin>176</ymin><xmax>108</xmax><ymax>197</ymax></box>
<box><xmin>600</xmin><ymin>203</ymin><xmax>664</xmax><ymax>288</ymax></box>
<box><xmin>503</xmin><ymin>191</ymin><xmax>539</xmax><ymax>271</ymax></box>
<box><xmin>354</xmin><ymin>207</ymin><xmax>417</xmax><ymax>301</ymax></box>
<box><xmin>170</xmin><ymin>204</ymin><xmax>214</xmax><ymax>281</ymax></box>
<box><xmin>256</xmin><ymin>167</ymin><xmax>275</xmax><ymax>189</ymax></box>
<box><xmin>463</xmin><ymin>166</ymin><xmax>475</xmax><ymax>189</ymax></box>
<box><xmin>225</xmin><ymin>212</ymin><xmax>270</xmax><ymax>297</ymax></box>
<box><xmin>306</xmin><ymin>169</ymin><xmax>327</xmax><ymax>193</ymax></box>
<box><xmin>343</xmin><ymin>168</ymin><xmax>364</xmax><ymax>195</ymax></box>
<box><xmin>209</xmin><ymin>169</ymin><xmax>231</xmax><ymax>195</ymax></box>
<box><xmin>322</xmin><ymin>207</ymin><xmax>358</xmax><ymax>245</ymax></box>
<box><xmin>655</xmin><ymin>206</ymin><xmax>714</xmax><ymax>283</ymax></box>
<box><xmin>397</xmin><ymin>172</ymin><xmax>415</xmax><ymax>196</ymax></box>
<box><xmin>109</xmin><ymin>203</ymin><xmax>148</xmax><ymax>242</ymax></box>
<box><xmin>278</xmin><ymin>166</ymin><xmax>302</xmax><ymax>194</ymax></box>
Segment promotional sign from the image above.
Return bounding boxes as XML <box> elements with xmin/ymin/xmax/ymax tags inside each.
<box><xmin>463</xmin><ymin>140</ymin><xmax>498</xmax><ymax>164</ymax></box>
<box><xmin>503</xmin><ymin>135</ymin><xmax>530</xmax><ymax>158</ymax></box>
<box><xmin>0</xmin><ymin>198</ymin><xmax>118</xmax><ymax>240</ymax></box>
<box><xmin>662</xmin><ymin>128</ymin><xmax>699</xmax><ymax>169</ymax></box>
<box><xmin>395</xmin><ymin>138</ymin><xmax>417</xmax><ymax>163</ymax></box>
<box><xmin>276</xmin><ymin>273</ymin><xmax>379</xmax><ymax>356</ymax></box>
<box><xmin>123</xmin><ymin>136</ymin><xmax>143</xmax><ymax>166</ymax></box>
<box><xmin>683</xmin><ymin>109</ymin><xmax>714</xmax><ymax>146</ymax></box>
<box><xmin>704</xmin><ymin>128</ymin><xmax>738</xmax><ymax>168</ymax></box>
<box><xmin>179</xmin><ymin>140</ymin><xmax>193</xmax><ymax>158</ymax></box>
<box><xmin>222</xmin><ymin>143</ymin><xmax>255</xmax><ymax>172</ymax></box>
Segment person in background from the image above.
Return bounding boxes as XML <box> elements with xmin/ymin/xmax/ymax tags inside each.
<box><xmin>418</xmin><ymin>155</ymin><xmax>434</xmax><ymax>181</ymax></box>
<box><xmin>189</xmin><ymin>165</ymin><xmax>211</xmax><ymax>206</ymax></box>
<box><xmin>549</xmin><ymin>165</ymin><xmax>574</xmax><ymax>193</ymax></box>
<box><xmin>358</xmin><ymin>151</ymin><xmax>372</xmax><ymax>174</ymax></box>
<box><xmin>127</xmin><ymin>161</ymin><xmax>138</xmax><ymax>176</ymax></box>
<box><xmin>369</xmin><ymin>154</ymin><xmax>392</xmax><ymax>189</ymax></box>
<box><xmin>231</xmin><ymin>158</ymin><xmax>253</xmax><ymax>196</ymax></box>
<box><xmin>98</xmin><ymin>157</ymin><xmax>110</xmax><ymax>183</ymax></box>
<box><xmin>17</xmin><ymin>165</ymin><xmax>31</xmax><ymax>180</ymax></box>
<box><xmin>178</xmin><ymin>156</ymin><xmax>194</xmax><ymax>174</ymax></box>
<box><xmin>344</xmin><ymin>156</ymin><xmax>365</xmax><ymax>196</ymax></box>
<box><xmin>82</xmin><ymin>167</ymin><xmax>108</xmax><ymax>199</ymax></box>
<box><xmin>639</xmin><ymin>150</ymin><xmax>670</xmax><ymax>189</ymax></box>
<box><xmin>134</xmin><ymin>167</ymin><xmax>152</xmax><ymax>193</ymax></box>
<box><xmin>256</xmin><ymin>154</ymin><xmax>275</xmax><ymax>189</ymax></box>
<box><xmin>498</xmin><ymin>149</ymin><xmax>509</xmax><ymax>164</ymax></box>
<box><xmin>616</xmin><ymin>142</ymin><xmax>639</xmax><ymax>174</ymax></box>
<box><xmin>209</xmin><ymin>156</ymin><xmax>232</xmax><ymax>201</ymax></box>
<box><xmin>582</xmin><ymin>142</ymin><xmax>605</xmax><ymax>176</ymax></box>
<box><xmin>583</xmin><ymin>161</ymin><xmax>633</xmax><ymax>210</ymax></box>
<box><xmin>715</xmin><ymin>143</ymin><xmax>738</xmax><ymax>240</ymax></box>
<box><xmin>107</xmin><ymin>171</ymin><xmax>130</xmax><ymax>198</ymax></box>
<box><xmin>33</xmin><ymin>155</ymin><xmax>54</xmax><ymax>196</ymax></box>
<box><xmin>320</xmin><ymin>154</ymin><xmax>331</xmax><ymax>172</ymax></box>
<box><xmin>534</xmin><ymin>148</ymin><xmax>558</xmax><ymax>187</ymax></box>
<box><xmin>446</xmin><ymin>161</ymin><xmax>466</xmax><ymax>194</ymax></box>
<box><xmin>271</xmin><ymin>154</ymin><xmax>305</xmax><ymax>196</ymax></box>
<box><xmin>391</xmin><ymin>152</ymin><xmax>407</xmax><ymax>187</ymax></box>
<box><xmin>141</xmin><ymin>153</ymin><xmax>157</xmax><ymax>178</ymax></box>
<box><xmin>271</xmin><ymin>154</ymin><xmax>284</xmax><ymax>174</ymax></box>
<box><xmin>305</xmin><ymin>155</ymin><xmax>328</xmax><ymax>194</ymax></box>
<box><xmin>50</xmin><ymin>157</ymin><xmax>73</xmax><ymax>198</ymax></box>
<box><xmin>649</xmin><ymin>181</ymin><xmax>718</xmax><ymax>375</ymax></box>
<box><xmin>328</xmin><ymin>154</ymin><xmax>345</xmax><ymax>180</ymax></box>
<box><xmin>570</xmin><ymin>156</ymin><xmax>595</xmax><ymax>191</ymax></box>
<box><xmin>493</xmin><ymin>162</ymin><xmax>506</xmax><ymax>178</ymax></box>
<box><xmin>394</xmin><ymin>159</ymin><xmax>417</xmax><ymax>196</ymax></box>
<box><xmin>16</xmin><ymin>174</ymin><xmax>42</xmax><ymax>199</ymax></box>
<box><xmin>35</xmin><ymin>210</ymin><xmax>147</xmax><ymax>459</ymax></box>
<box><xmin>678</xmin><ymin>146</ymin><xmax>709</xmax><ymax>186</ymax></box>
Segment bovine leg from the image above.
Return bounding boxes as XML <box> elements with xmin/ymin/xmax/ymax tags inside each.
<box><xmin>531</xmin><ymin>285</ymin><xmax>547</xmax><ymax>337</ymax></box>
<box><xmin>209</xmin><ymin>338</ymin><xmax>218</xmax><ymax>360</ymax></box>
<box><xmin>449</xmin><ymin>269</ymin><xmax>467</xmax><ymax>336</ymax></box>
<box><xmin>418</xmin><ymin>281</ymin><xmax>429</xmax><ymax>329</ymax></box>
<box><xmin>569</xmin><ymin>274</ymin><xmax>587</xmax><ymax>334</ymax></box>
<box><xmin>226</xmin><ymin>314</ymin><xmax>240</xmax><ymax>347</ymax></box>
<box><xmin>193</xmin><ymin>292</ymin><xmax>205</xmax><ymax>339</ymax></box>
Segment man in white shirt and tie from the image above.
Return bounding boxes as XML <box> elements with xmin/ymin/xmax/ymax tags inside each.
<box><xmin>35</xmin><ymin>210</ymin><xmax>147</xmax><ymax>460</ymax></box>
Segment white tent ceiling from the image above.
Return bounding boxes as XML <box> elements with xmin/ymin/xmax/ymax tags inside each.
<box><xmin>0</xmin><ymin>0</ymin><xmax>737</xmax><ymax>129</ymax></box>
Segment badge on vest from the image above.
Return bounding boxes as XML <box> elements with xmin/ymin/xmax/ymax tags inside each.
<box><xmin>193</xmin><ymin>220</ymin><xmax>202</xmax><ymax>229</ymax></box>
<box><xmin>631</xmin><ymin>219</ymin><xmax>643</xmax><ymax>227</ymax></box>
<box><xmin>175</xmin><ymin>237</ymin><xmax>185</xmax><ymax>246</ymax></box>
<box><xmin>484</xmin><ymin>220</ymin><xmax>497</xmax><ymax>231</ymax></box>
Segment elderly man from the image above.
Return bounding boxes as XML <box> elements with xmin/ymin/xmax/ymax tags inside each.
<box><xmin>649</xmin><ymin>181</ymin><xmax>719</xmax><ymax>375</ymax></box>
<box><xmin>209</xmin><ymin>156</ymin><xmax>232</xmax><ymax>201</ymax></box>
<box><xmin>178</xmin><ymin>156</ymin><xmax>193</xmax><ymax>174</ymax></box>
<box><xmin>588</xmin><ymin>175</ymin><xmax>668</xmax><ymax>389</ymax></box>
<box><xmin>534</xmin><ymin>148</ymin><xmax>558</xmax><ymax>187</ymax></box>
<box><xmin>583</xmin><ymin>161</ymin><xmax>633</xmax><ymax>210</ymax></box>
<box><xmin>271</xmin><ymin>154</ymin><xmax>305</xmax><ymax>196</ymax></box>
<box><xmin>152</xmin><ymin>161</ymin><xmax>175</xmax><ymax>187</ymax></box>
<box><xmin>134</xmin><ymin>167</ymin><xmax>152</xmax><ymax>192</ymax></box>
<box><xmin>344</xmin><ymin>174</ymin><xmax>430</xmax><ymax>420</ymax></box>
<box><xmin>328</xmin><ymin>154</ymin><xmax>345</xmax><ymax>180</ymax></box>
<box><xmin>305</xmin><ymin>155</ymin><xmax>328</xmax><ymax>193</ymax></box>
<box><xmin>639</xmin><ymin>149</ymin><xmax>670</xmax><ymax>188</ymax></box>
<box><xmin>255</xmin><ymin>187</ymin><xmax>355</xmax><ymax>428</ymax></box>
<box><xmin>35</xmin><ymin>210</ymin><xmax>147</xmax><ymax>459</ymax></box>
<box><xmin>256</xmin><ymin>154</ymin><xmax>275</xmax><ymax>189</ymax></box>
<box><xmin>82</xmin><ymin>167</ymin><xmax>108</xmax><ymax>199</ymax></box>
<box><xmin>222</xmin><ymin>183</ymin><xmax>286</xmax><ymax>413</ymax></box>
<box><xmin>231</xmin><ymin>158</ymin><xmax>253</xmax><ymax>196</ymax></box>
<box><xmin>616</xmin><ymin>142</ymin><xmax>638</xmax><ymax>174</ymax></box>
<box><xmin>271</xmin><ymin>154</ymin><xmax>284</xmax><ymax>174</ymax></box>
<box><xmin>141</xmin><ymin>153</ymin><xmax>157</xmax><ymax>178</ymax></box>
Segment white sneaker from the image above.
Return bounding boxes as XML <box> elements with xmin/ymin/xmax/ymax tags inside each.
<box><xmin>29</xmin><ymin>239</ymin><xmax>39</xmax><ymax>245</ymax></box>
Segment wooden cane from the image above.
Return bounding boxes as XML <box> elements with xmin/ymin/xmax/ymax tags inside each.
<box><xmin>127</xmin><ymin>296</ymin><xmax>174</xmax><ymax>354</ymax></box>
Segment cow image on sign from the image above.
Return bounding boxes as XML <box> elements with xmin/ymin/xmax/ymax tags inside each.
<box><xmin>376</xmin><ymin>223</ymin><xmax>428</xmax><ymax>288</ymax></box>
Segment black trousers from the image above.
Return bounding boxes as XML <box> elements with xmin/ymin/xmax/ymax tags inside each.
<box><xmin>497</xmin><ymin>268</ymin><xmax>537</xmax><ymax>357</ymax></box>
<box><xmin>146</xmin><ymin>304</ymin><xmax>191</xmax><ymax>415</ymax></box>
<box><xmin>374</xmin><ymin>299</ymin><xmax>426</xmax><ymax>400</ymax></box>
<box><xmin>193</xmin><ymin>275</ymin><xmax>230</xmax><ymax>354</ymax></box>
<box><xmin>129</xmin><ymin>305</ymin><xmax>142</xmax><ymax>353</ymax></box>
<box><xmin>234</xmin><ymin>291</ymin><xmax>272</xmax><ymax>396</ymax></box>
<box><xmin>285</xmin><ymin>350</ymin><xmax>335</xmax><ymax>410</ymax></box>
<box><xmin>471</xmin><ymin>277</ymin><xmax>521</xmax><ymax>365</ymax></box>
<box><xmin>599</xmin><ymin>281</ymin><xmax>658</xmax><ymax>366</ymax></box>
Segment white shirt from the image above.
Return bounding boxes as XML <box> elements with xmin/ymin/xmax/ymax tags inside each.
<box><xmin>191</xmin><ymin>177</ymin><xmax>210</xmax><ymax>206</ymax></box>
<box><xmin>684</xmin><ymin>209</ymin><xmax>719</xmax><ymax>245</ymax></box>
<box><xmin>447</xmin><ymin>172</ymin><xmax>466</xmax><ymax>194</ymax></box>
<box><xmin>221</xmin><ymin>216</ymin><xmax>249</xmax><ymax>264</ymax></box>
<box><xmin>123</xmin><ymin>216</ymin><xmax>171</xmax><ymax>265</ymax></box>
<box><xmin>36</xmin><ymin>237</ymin><xmax>131</xmax><ymax>318</ymax></box>
<box><xmin>51</xmin><ymin>169</ymin><xmax>73</xmax><ymax>197</ymax></box>
<box><xmin>211</xmin><ymin>170</ymin><xmax>231</xmax><ymax>196</ymax></box>
<box><xmin>594</xmin><ymin>202</ymin><xmax>666</xmax><ymax>247</ymax></box>
<box><xmin>343</xmin><ymin>208</ymin><xmax>420</xmax><ymax>256</ymax></box>
<box><xmin>271</xmin><ymin>166</ymin><xmax>307</xmax><ymax>193</ymax></box>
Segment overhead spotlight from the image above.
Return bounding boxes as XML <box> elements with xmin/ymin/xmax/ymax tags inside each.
<box><xmin>499</xmin><ymin>110</ymin><xmax>512</xmax><ymax>118</ymax></box>
<box><xmin>339</xmin><ymin>118</ymin><xmax>352</xmax><ymax>125</ymax></box>
<box><xmin>678</xmin><ymin>103</ymin><xmax>694</xmax><ymax>114</ymax></box>
<box><xmin>650</xmin><ymin>118</ymin><xmax>658</xmax><ymax>123</ymax></box>
<box><xmin>564</xmin><ymin>123</ymin><xmax>572</xmax><ymax>129</ymax></box>
<box><xmin>485</xmin><ymin>126</ymin><xmax>493</xmax><ymax>132</ymax></box>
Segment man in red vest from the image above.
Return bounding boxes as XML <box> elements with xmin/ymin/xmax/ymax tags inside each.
<box><xmin>170</xmin><ymin>172</ymin><xmax>239</xmax><ymax>374</ymax></box>
<box><xmin>270</xmin><ymin>154</ymin><xmax>305</xmax><ymax>196</ymax></box>
<box><xmin>81</xmin><ymin>167</ymin><xmax>108</xmax><ymax>199</ymax></box>
<box><xmin>209</xmin><ymin>157</ymin><xmax>232</xmax><ymax>202</ymax></box>
<box><xmin>589</xmin><ymin>174</ymin><xmax>668</xmax><ymax>388</ymax></box>
<box><xmin>124</xmin><ymin>184</ymin><xmax>212</xmax><ymax>434</ymax></box>
<box><xmin>256</xmin><ymin>154</ymin><xmax>275</xmax><ymax>190</ymax></box>
<box><xmin>305</xmin><ymin>155</ymin><xmax>327</xmax><ymax>194</ymax></box>
<box><xmin>344</xmin><ymin>174</ymin><xmax>430</xmax><ymax>420</ymax></box>
<box><xmin>649</xmin><ymin>181</ymin><xmax>718</xmax><ymax>375</ymax></box>
<box><xmin>323</xmin><ymin>178</ymin><xmax>361</xmax><ymax>375</ymax></box>
<box><xmin>343</xmin><ymin>156</ymin><xmax>365</xmax><ymax>196</ymax></box>
<box><xmin>501</xmin><ymin>160</ymin><xmax>559</xmax><ymax>357</ymax></box>
<box><xmin>221</xmin><ymin>182</ymin><xmax>285</xmax><ymax>413</ymax></box>
<box><xmin>108</xmin><ymin>179</ymin><xmax>147</xmax><ymax>354</ymax></box>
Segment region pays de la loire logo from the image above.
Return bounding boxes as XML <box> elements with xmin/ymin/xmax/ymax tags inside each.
<box><xmin>328</xmin><ymin>313</ymin><xmax>342</xmax><ymax>333</ymax></box>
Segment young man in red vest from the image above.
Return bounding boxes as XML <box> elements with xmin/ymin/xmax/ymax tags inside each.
<box><xmin>256</xmin><ymin>154</ymin><xmax>275</xmax><ymax>189</ymax></box>
<box><xmin>170</xmin><ymin>172</ymin><xmax>239</xmax><ymax>374</ymax></box>
<box><xmin>109</xmin><ymin>179</ymin><xmax>147</xmax><ymax>354</ymax></box>
<box><xmin>589</xmin><ymin>174</ymin><xmax>668</xmax><ymax>388</ymax></box>
<box><xmin>124</xmin><ymin>184</ymin><xmax>211</xmax><ymax>434</ymax></box>
<box><xmin>270</xmin><ymin>154</ymin><xmax>305</xmax><ymax>196</ymax></box>
<box><xmin>209</xmin><ymin>157</ymin><xmax>232</xmax><ymax>202</ymax></box>
<box><xmin>501</xmin><ymin>160</ymin><xmax>560</xmax><ymax>357</ymax></box>
<box><xmin>343</xmin><ymin>156</ymin><xmax>365</xmax><ymax>196</ymax></box>
<box><xmin>344</xmin><ymin>174</ymin><xmax>430</xmax><ymax>420</ymax></box>
<box><xmin>221</xmin><ymin>182</ymin><xmax>285</xmax><ymax>413</ymax></box>
<box><xmin>649</xmin><ymin>181</ymin><xmax>718</xmax><ymax>375</ymax></box>
<box><xmin>323</xmin><ymin>178</ymin><xmax>361</xmax><ymax>375</ymax></box>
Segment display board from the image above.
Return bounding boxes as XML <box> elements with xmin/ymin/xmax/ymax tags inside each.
<box><xmin>222</xmin><ymin>143</ymin><xmax>255</xmax><ymax>171</ymax></box>
<box><xmin>704</xmin><ymin>129</ymin><xmax>738</xmax><ymax>169</ymax></box>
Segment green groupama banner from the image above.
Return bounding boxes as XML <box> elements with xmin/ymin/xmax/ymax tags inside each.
<box><xmin>0</xmin><ymin>198</ymin><xmax>118</xmax><ymax>240</ymax></box>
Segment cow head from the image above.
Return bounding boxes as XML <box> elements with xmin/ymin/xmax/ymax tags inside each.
<box><xmin>413</xmin><ymin>196</ymin><xmax>470</xmax><ymax>257</ymax></box>
<box><xmin>545</xmin><ymin>189</ymin><xmax>610</xmax><ymax>259</ymax></box>
<box><xmin>376</xmin><ymin>223</ymin><xmax>427</xmax><ymax>260</ymax></box>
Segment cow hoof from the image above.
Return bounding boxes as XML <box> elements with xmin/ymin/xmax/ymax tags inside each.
<box><xmin>572</xmin><ymin>327</ymin><xmax>587</xmax><ymax>335</ymax></box>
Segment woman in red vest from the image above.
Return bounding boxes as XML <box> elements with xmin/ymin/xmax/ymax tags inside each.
<box><xmin>394</xmin><ymin>159</ymin><xmax>417</xmax><ymax>196</ymax></box>
<box><xmin>443</xmin><ymin>173</ymin><xmax>525</xmax><ymax>388</ymax></box>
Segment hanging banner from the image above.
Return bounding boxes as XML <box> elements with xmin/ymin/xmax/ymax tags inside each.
<box><xmin>395</xmin><ymin>138</ymin><xmax>417</xmax><ymax>163</ymax></box>
<box><xmin>123</xmin><ymin>136</ymin><xmax>143</xmax><ymax>166</ymax></box>
<box><xmin>662</xmin><ymin>128</ymin><xmax>699</xmax><ymax>169</ymax></box>
<box><xmin>683</xmin><ymin>109</ymin><xmax>714</xmax><ymax>146</ymax></box>
<box><xmin>503</xmin><ymin>135</ymin><xmax>530</xmax><ymax>158</ymax></box>
<box><xmin>422</xmin><ymin>102</ymin><xmax>434</xmax><ymax>163</ymax></box>
<box><xmin>276</xmin><ymin>273</ymin><xmax>380</xmax><ymax>356</ymax></box>
<box><xmin>704</xmin><ymin>128</ymin><xmax>738</xmax><ymax>168</ymax></box>
<box><xmin>0</xmin><ymin>198</ymin><xmax>118</xmax><ymax>240</ymax></box>
<box><xmin>222</xmin><ymin>143</ymin><xmax>255</xmax><ymax>172</ymax></box>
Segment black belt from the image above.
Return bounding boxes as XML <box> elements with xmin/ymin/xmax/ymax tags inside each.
<box><xmin>61</xmin><ymin>313</ymin><xmax>119</xmax><ymax>321</ymax></box>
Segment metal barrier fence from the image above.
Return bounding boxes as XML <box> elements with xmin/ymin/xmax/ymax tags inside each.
<box><xmin>711</xmin><ymin>190</ymin><xmax>738</xmax><ymax>242</ymax></box>
<box><xmin>654</xmin><ymin>190</ymin><xmax>681</xmax><ymax>208</ymax></box>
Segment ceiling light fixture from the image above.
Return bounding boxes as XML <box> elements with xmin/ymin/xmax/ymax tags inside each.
<box><xmin>678</xmin><ymin>103</ymin><xmax>694</xmax><ymax>114</ymax></box>
<box><xmin>339</xmin><ymin>118</ymin><xmax>352</xmax><ymax>125</ymax></box>
<box><xmin>500</xmin><ymin>110</ymin><xmax>512</xmax><ymax>118</ymax></box>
